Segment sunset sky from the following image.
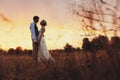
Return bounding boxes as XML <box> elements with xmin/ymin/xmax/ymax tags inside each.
<box><xmin>0</xmin><ymin>0</ymin><xmax>119</xmax><ymax>50</ymax></box>
<box><xmin>0</xmin><ymin>0</ymin><xmax>84</xmax><ymax>50</ymax></box>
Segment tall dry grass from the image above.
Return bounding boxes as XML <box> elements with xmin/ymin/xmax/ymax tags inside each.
<box><xmin>0</xmin><ymin>50</ymin><xmax>120</xmax><ymax>80</ymax></box>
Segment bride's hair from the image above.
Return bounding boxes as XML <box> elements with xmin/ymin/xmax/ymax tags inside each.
<box><xmin>40</xmin><ymin>20</ymin><xmax>47</xmax><ymax>26</ymax></box>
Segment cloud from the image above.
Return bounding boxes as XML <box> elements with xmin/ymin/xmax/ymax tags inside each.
<box><xmin>0</xmin><ymin>13</ymin><xmax>15</xmax><ymax>31</ymax></box>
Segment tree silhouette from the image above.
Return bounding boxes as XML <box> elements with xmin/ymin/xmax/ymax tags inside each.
<box><xmin>64</xmin><ymin>43</ymin><xmax>74</xmax><ymax>52</ymax></box>
<box><xmin>91</xmin><ymin>35</ymin><xmax>109</xmax><ymax>51</ymax></box>
<box><xmin>15</xmin><ymin>46</ymin><xmax>23</xmax><ymax>55</ymax></box>
<box><xmin>23</xmin><ymin>49</ymin><xmax>32</xmax><ymax>55</ymax></box>
<box><xmin>7</xmin><ymin>48</ymin><xmax>14</xmax><ymax>55</ymax></box>
<box><xmin>82</xmin><ymin>38</ymin><xmax>91</xmax><ymax>51</ymax></box>
<box><xmin>0</xmin><ymin>48</ymin><xmax>6</xmax><ymax>55</ymax></box>
<box><xmin>110</xmin><ymin>36</ymin><xmax>120</xmax><ymax>49</ymax></box>
<box><xmin>76</xmin><ymin>47</ymin><xmax>81</xmax><ymax>51</ymax></box>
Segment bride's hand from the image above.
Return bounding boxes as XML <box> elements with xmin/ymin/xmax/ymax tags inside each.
<box><xmin>37</xmin><ymin>38</ymin><xmax>40</xmax><ymax>42</ymax></box>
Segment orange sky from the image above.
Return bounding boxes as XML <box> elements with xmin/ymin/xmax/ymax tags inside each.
<box><xmin>0</xmin><ymin>0</ymin><xmax>85</xmax><ymax>50</ymax></box>
<box><xmin>0</xmin><ymin>0</ymin><xmax>119</xmax><ymax>50</ymax></box>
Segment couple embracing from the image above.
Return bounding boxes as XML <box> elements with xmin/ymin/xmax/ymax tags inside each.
<box><xmin>30</xmin><ymin>16</ymin><xmax>55</xmax><ymax>65</ymax></box>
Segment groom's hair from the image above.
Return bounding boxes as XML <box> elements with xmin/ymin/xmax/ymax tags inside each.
<box><xmin>33</xmin><ymin>16</ymin><xmax>39</xmax><ymax>20</ymax></box>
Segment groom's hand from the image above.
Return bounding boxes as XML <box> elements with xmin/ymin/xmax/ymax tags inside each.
<box><xmin>34</xmin><ymin>40</ymin><xmax>39</xmax><ymax>45</ymax></box>
<box><xmin>37</xmin><ymin>39</ymin><xmax>40</xmax><ymax>44</ymax></box>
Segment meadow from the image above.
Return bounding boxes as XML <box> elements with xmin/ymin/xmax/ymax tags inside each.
<box><xmin>0</xmin><ymin>35</ymin><xmax>120</xmax><ymax>80</ymax></box>
<box><xmin>1</xmin><ymin>0</ymin><xmax>120</xmax><ymax>80</ymax></box>
<box><xmin>0</xmin><ymin>49</ymin><xmax>120</xmax><ymax>80</ymax></box>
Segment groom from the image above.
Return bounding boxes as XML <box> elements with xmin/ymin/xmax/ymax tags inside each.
<box><xmin>30</xmin><ymin>16</ymin><xmax>39</xmax><ymax>65</ymax></box>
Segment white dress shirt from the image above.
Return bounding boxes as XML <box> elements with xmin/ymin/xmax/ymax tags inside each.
<box><xmin>30</xmin><ymin>22</ymin><xmax>37</xmax><ymax>42</ymax></box>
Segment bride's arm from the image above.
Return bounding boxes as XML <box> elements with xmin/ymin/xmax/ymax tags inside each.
<box><xmin>38</xmin><ymin>27</ymin><xmax>45</xmax><ymax>41</ymax></box>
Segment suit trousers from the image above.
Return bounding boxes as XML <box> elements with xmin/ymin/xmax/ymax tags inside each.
<box><xmin>32</xmin><ymin>42</ymin><xmax>39</xmax><ymax>63</ymax></box>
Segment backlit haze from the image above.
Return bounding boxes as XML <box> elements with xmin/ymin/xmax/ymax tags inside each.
<box><xmin>0</xmin><ymin>0</ymin><xmax>119</xmax><ymax>50</ymax></box>
<box><xmin>0</xmin><ymin>0</ymin><xmax>83</xmax><ymax>50</ymax></box>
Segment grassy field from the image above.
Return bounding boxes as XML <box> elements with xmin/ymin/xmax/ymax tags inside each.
<box><xmin>0</xmin><ymin>50</ymin><xmax>120</xmax><ymax>80</ymax></box>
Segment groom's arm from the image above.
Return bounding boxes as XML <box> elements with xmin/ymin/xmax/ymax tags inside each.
<box><xmin>30</xmin><ymin>23</ymin><xmax>37</xmax><ymax>42</ymax></box>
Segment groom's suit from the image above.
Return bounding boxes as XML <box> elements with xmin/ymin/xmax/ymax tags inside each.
<box><xmin>30</xmin><ymin>22</ymin><xmax>39</xmax><ymax>63</ymax></box>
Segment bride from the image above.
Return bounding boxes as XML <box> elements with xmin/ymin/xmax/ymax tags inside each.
<box><xmin>37</xmin><ymin>20</ymin><xmax>55</xmax><ymax>63</ymax></box>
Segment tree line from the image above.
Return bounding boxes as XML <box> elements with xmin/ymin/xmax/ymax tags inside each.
<box><xmin>0</xmin><ymin>35</ymin><xmax>120</xmax><ymax>55</ymax></box>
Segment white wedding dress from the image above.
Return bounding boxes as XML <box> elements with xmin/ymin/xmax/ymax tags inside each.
<box><xmin>37</xmin><ymin>28</ymin><xmax>54</xmax><ymax>62</ymax></box>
